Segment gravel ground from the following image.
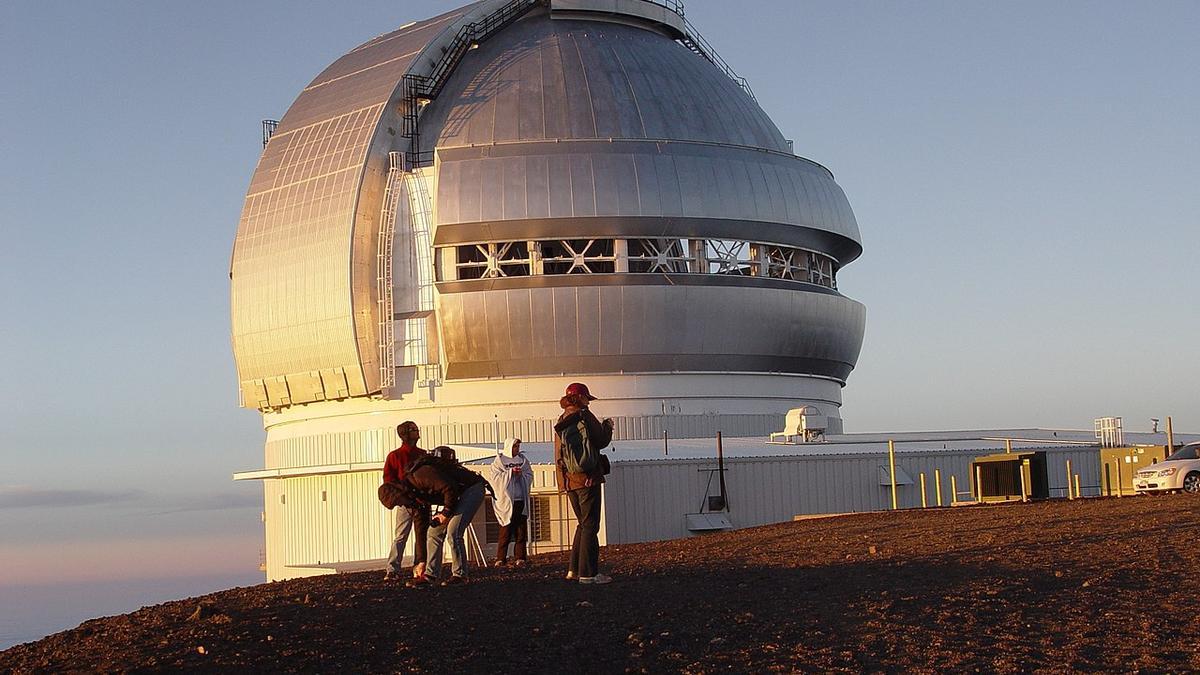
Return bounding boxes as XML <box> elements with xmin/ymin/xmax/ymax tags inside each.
<box><xmin>3</xmin><ymin>494</ymin><xmax>1198</xmax><ymax>673</ymax></box>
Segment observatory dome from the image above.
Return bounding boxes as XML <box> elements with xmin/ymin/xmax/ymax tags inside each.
<box><xmin>231</xmin><ymin>0</ymin><xmax>867</xmax><ymax>580</ymax></box>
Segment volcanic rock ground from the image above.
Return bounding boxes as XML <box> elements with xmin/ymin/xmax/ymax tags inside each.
<box><xmin>3</xmin><ymin>495</ymin><xmax>1198</xmax><ymax>673</ymax></box>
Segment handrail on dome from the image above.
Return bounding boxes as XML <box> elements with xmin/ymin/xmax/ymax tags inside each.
<box><xmin>678</xmin><ymin>14</ymin><xmax>756</xmax><ymax>101</ymax></box>
<box><xmin>552</xmin><ymin>1</ymin><xmax>755</xmax><ymax>101</ymax></box>
<box><xmin>639</xmin><ymin>0</ymin><xmax>686</xmax><ymax>15</ymax></box>
<box><xmin>402</xmin><ymin>0</ymin><xmax>544</xmax><ymax>167</ymax></box>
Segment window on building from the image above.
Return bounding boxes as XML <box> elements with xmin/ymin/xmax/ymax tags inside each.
<box><xmin>702</xmin><ymin>239</ymin><xmax>756</xmax><ymax>276</ymax></box>
<box><xmin>761</xmin><ymin>245</ymin><xmax>804</xmax><ymax>280</ymax></box>
<box><xmin>455</xmin><ymin>244</ymin><xmax>489</xmax><ymax>280</ymax></box>
<box><xmin>809</xmin><ymin>253</ymin><xmax>836</xmax><ymax>288</ymax></box>
<box><xmin>440</xmin><ymin>239</ymin><xmax>837</xmax><ymax>288</ymax></box>
<box><xmin>529</xmin><ymin>495</ymin><xmax>552</xmax><ymax>542</ymax></box>
<box><xmin>483</xmin><ymin>499</ymin><xmax>500</xmax><ymax>544</ymax></box>
<box><xmin>539</xmin><ymin>239</ymin><xmax>616</xmax><ymax>274</ymax></box>
<box><xmin>495</xmin><ymin>241</ymin><xmax>532</xmax><ymax>277</ymax></box>
<box><xmin>455</xmin><ymin>242</ymin><xmax>532</xmax><ymax>280</ymax></box>
<box><xmin>484</xmin><ymin>496</ymin><xmax>551</xmax><ymax>543</ymax></box>
<box><xmin>628</xmin><ymin>238</ymin><xmax>690</xmax><ymax>273</ymax></box>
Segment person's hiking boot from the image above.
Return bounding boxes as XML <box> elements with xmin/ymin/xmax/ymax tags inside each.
<box><xmin>578</xmin><ymin>573</ymin><xmax>612</xmax><ymax>585</ymax></box>
<box><xmin>565</xmin><ymin>571</ymin><xmax>576</xmax><ymax>581</ymax></box>
<box><xmin>492</xmin><ymin>559</ymin><xmax>507</xmax><ymax>567</ymax></box>
<box><xmin>383</xmin><ymin>570</ymin><xmax>400</xmax><ymax>582</ymax></box>
<box><xmin>441</xmin><ymin>574</ymin><xmax>468</xmax><ymax>586</ymax></box>
<box><xmin>513</xmin><ymin>559</ymin><xmax>528</xmax><ymax>568</ymax></box>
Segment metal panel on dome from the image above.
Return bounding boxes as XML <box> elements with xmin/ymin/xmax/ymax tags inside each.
<box><xmin>437</xmin><ymin>283</ymin><xmax>866</xmax><ymax>381</ymax></box>
<box><xmin>417</xmin><ymin>17</ymin><xmax>790</xmax><ymax>151</ymax></box>
<box><xmin>231</xmin><ymin>7</ymin><xmax>473</xmax><ymax>408</ymax></box>
<box><xmin>434</xmin><ymin>140</ymin><xmax>862</xmax><ymax>259</ymax></box>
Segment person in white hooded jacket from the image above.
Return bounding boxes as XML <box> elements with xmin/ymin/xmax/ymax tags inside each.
<box><xmin>488</xmin><ymin>438</ymin><xmax>534</xmax><ymax>566</ymax></box>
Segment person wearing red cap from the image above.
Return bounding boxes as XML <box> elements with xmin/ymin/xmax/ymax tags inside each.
<box><xmin>553</xmin><ymin>382</ymin><xmax>614</xmax><ymax>584</ymax></box>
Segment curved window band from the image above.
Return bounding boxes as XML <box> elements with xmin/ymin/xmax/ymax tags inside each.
<box><xmin>443</xmin><ymin>238</ymin><xmax>838</xmax><ymax>288</ymax></box>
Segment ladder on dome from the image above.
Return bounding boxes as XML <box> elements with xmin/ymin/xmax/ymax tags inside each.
<box><xmin>401</xmin><ymin>0</ymin><xmax>543</xmax><ymax>168</ymax></box>
<box><xmin>377</xmin><ymin>153</ymin><xmax>440</xmax><ymax>392</ymax></box>
<box><xmin>376</xmin><ymin>152</ymin><xmax>403</xmax><ymax>390</ymax></box>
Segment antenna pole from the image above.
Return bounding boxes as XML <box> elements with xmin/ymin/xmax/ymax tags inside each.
<box><xmin>888</xmin><ymin>439</ymin><xmax>898</xmax><ymax>510</ymax></box>
<box><xmin>716</xmin><ymin>431</ymin><xmax>728</xmax><ymax>511</ymax></box>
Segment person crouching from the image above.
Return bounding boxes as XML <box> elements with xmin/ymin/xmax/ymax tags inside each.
<box><xmin>406</xmin><ymin>447</ymin><xmax>487</xmax><ymax>585</ymax></box>
<box><xmin>379</xmin><ymin>480</ymin><xmax>434</xmax><ymax>587</ymax></box>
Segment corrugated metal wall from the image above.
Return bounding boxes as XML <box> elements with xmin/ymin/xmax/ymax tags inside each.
<box><xmin>604</xmin><ymin>446</ymin><xmax>1104</xmax><ymax>544</ymax></box>
<box><xmin>260</xmin><ymin>433</ymin><xmax>1109</xmax><ymax>578</ymax></box>
<box><xmin>276</xmin><ymin>472</ymin><xmax>394</xmax><ymax>570</ymax></box>
<box><xmin>266</xmin><ymin>428</ymin><xmax>393</xmax><ymax>470</ymax></box>
<box><xmin>258</xmin><ymin>427</ymin><xmax>1118</xmax><ymax>576</ymax></box>
<box><xmin>420</xmin><ymin>414</ymin><xmax>783</xmax><ymax>448</ymax></box>
<box><xmin>260</xmin><ymin>462</ymin><xmax>576</xmax><ymax>580</ymax></box>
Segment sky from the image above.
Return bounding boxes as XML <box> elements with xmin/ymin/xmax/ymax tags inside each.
<box><xmin>1</xmin><ymin>0</ymin><xmax>1198</xmax><ymax>646</ymax></box>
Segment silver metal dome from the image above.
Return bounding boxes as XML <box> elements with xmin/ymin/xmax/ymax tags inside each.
<box><xmin>232</xmin><ymin>0</ymin><xmax>865</xmax><ymax>413</ymax></box>
<box><xmin>422</xmin><ymin>13</ymin><xmax>864</xmax><ymax>383</ymax></box>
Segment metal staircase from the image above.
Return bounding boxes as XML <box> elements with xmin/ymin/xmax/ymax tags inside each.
<box><xmin>402</xmin><ymin>0</ymin><xmax>544</xmax><ymax>167</ymax></box>
<box><xmin>261</xmin><ymin>119</ymin><xmax>279</xmax><ymax>148</ymax></box>
<box><xmin>387</xmin><ymin>1</ymin><xmax>547</xmax><ymax>390</ymax></box>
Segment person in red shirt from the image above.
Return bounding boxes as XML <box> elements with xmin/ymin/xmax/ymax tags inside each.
<box><xmin>383</xmin><ymin>421</ymin><xmax>427</xmax><ymax>581</ymax></box>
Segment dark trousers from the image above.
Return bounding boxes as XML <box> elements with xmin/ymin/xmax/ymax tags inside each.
<box><xmin>567</xmin><ymin>484</ymin><xmax>602</xmax><ymax>578</ymax></box>
<box><xmin>495</xmin><ymin>499</ymin><xmax>528</xmax><ymax>562</ymax></box>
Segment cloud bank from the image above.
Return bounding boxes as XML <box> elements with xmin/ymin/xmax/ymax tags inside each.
<box><xmin>0</xmin><ymin>486</ymin><xmax>144</xmax><ymax>510</ymax></box>
<box><xmin>143</xmin><ymin>491</ymin><xmax>262</xmax><ymax>515</ymax></box>
<box><xmin>0</xmin><ymin>486</ymin><xmax>260</xmax><ymax>513</ymax></box>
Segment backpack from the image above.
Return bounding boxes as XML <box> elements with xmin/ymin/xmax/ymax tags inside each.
<box><xmin>557</xmin><ymin>414</ymin><xmax>600</xmax><ymax>475</ymax></box>
<box><xmin>408</xmin><ymin>453</ymin><xmax>448</xmax><ymax>474</ymax></box>
<box><xmin>378</xmin><ymin>481</ymin><xmax>409</xmax><ymax>510</ymax></box>
<box><xmin>408</xmin><ymin>453</ymin><xmax>485</xmax><ymax>494</ymax></box>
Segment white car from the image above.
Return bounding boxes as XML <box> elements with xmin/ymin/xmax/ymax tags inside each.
<box><xmin>1134</xmin><ymin>442</ymin><xmax>1200</xmax><ymax>494</ymax></box>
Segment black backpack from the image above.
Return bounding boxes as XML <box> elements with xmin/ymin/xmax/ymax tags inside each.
<box><xmin>409</xmin><ymin>453</ymin><xmax>484</xmax><ymax>492</ymax></box>
<box><xmin>378</xmin><ymin>481</ymin><xmax>425</xmax><ymax>510</ymax></box>
<box><xmin>557</xmin><ymin>414</ymin><xmax>600</xmax><ymax>474</ymax></box>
